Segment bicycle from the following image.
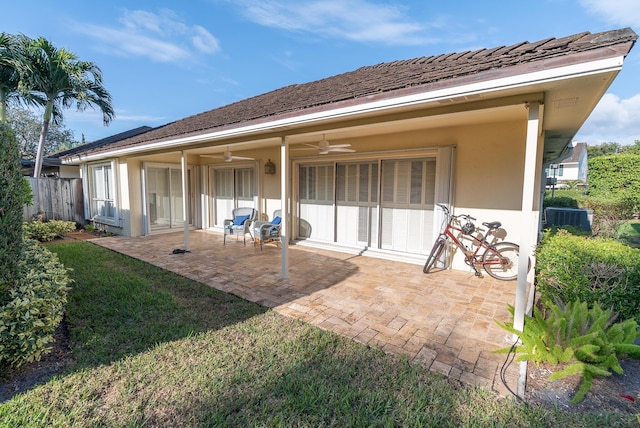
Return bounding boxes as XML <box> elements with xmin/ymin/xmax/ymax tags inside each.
<box><xmin>423</xmin><ymin>203</ymin><xmax>527</xmax><ymax>280</ymax></box>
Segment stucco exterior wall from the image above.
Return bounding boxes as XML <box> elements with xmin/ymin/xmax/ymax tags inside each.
<box><xmin>454</xmin><ymin>120</ymin><xmax>529</xmax><ymax>241</ymax></box>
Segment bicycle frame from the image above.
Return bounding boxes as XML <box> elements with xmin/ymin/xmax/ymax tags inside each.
<box><xmin>441</xmin><ymin>221</ymin><xmax>500</xmax><ymax>268</ymax></box>
<box><xmin>424</xmin><ymin>204</ymin><xmax>525</xmax><ymax>280</ymax></box>
<box><xmin>432</xmin><ymin>204</ymin><xmax>510</xmax><ymax>275</ymax></box>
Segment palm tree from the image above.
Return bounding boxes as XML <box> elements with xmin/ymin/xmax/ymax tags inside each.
<box><xmin>22</xmin><ymin>37</ymin><xmax>114</xmax><ymax>177</ymax></box>
<box><xmin>0</xmin><ymin>33</ymin><xmax>22</xmax><ymax>123</ymax></box>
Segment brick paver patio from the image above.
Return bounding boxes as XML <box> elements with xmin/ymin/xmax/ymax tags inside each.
<box><xmin>92</xmin><ymin>229</ymin><xmax>521</xmax><ymax>397</ymax></box>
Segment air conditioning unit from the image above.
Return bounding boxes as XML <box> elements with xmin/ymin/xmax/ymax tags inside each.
<box><xmin>544</xmin><ymin>207</ymin><xmax>593</xmax><ymax>232</ymax></box>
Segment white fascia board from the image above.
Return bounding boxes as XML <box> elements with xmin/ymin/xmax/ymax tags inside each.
<box><xmin>67</xmin><ymin>55</ymin><xmax>624</xmax><ymax>164</ymax></box>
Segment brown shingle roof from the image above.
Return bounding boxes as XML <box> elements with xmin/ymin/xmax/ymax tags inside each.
<box><xmin>564</xmin><ymin>142</ymin><xmax>587</xmax><ymax>163</ymax></box>
<box><xmin>66</xmin><ymin>27</ymin><xmax>637</xmax><ymax>159</ymax></box>
<box><xmin>49</xmin><ymin>126</ymin><xmax>153</xmax><ymax>158</ymax></box>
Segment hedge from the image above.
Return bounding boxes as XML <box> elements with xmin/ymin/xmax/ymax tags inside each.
<box><xmin>588</xmin><ymin>154</ymin><xmax>640</xmax><ymax>200</ymax></box>
<box><xmin>0</xmin><ymin>122</ymin><xmax>24</xmax><ymax>303</ymax></box>
<box><xmin>536</xmin><ymin>230</ymin><xmax>640</xmax><ymax>323</ymax></box>
<box><xmin>0</xmin><ymin>239</ymin><xmax>72</xmax><ymax>369</ymax></box>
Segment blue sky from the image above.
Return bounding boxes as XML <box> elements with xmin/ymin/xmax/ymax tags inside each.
<box><xmin>2</xmin><ymin>0</ymin><xmax>639</xmax><ymax>145</ymax></box>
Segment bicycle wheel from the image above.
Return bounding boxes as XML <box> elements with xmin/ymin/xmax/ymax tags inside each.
<box><xmin>423</xmin><ymin>238</ymin><xmax>446</xmax><ymax>273</ymax></box>
<box><xmin>482</xmin><ymin>243</ymin><xmax>521</xmax><ymax>281</ymax></box>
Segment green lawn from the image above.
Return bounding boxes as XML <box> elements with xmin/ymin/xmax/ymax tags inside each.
<box><xmin>0</xmin><ymin>242</ymin><xmax>636</xmax><ymax>427</ymax></box>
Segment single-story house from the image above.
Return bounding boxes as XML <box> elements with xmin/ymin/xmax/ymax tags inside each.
<box><xmin>60</xmin><ymin>27</ymin><xmax>637</xmax><ymax>332</ymax></box>
<box><xmin>545</xmin><ymin>141</ymin><xmax>588</xmax><ymax>188</ymax></box>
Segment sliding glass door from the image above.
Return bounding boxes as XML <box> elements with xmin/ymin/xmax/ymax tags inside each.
<box><xmin>210</xmin><ymin>165</ymin><xmax>257</xmax><ymax>227</ymax></box>
<box><xmin>146</xmin><ymin>165</ymin><xmax>192</xmax><ymax>232</ymax></box>
<box><xmin>380</xmin><ymin>159</ymin><xmax>436</xmax><ymax>254</ymax></box>
<box><xmin>298</xmin><ymin>156</ymin><xmax>439</xmax><ymax>255</ymax></box>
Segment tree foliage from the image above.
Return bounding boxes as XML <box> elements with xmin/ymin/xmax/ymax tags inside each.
<box><xmin>0</xmin><ymin>33</ymin><xmax>114</xmax><ymax>176</ymax></box>
<box><xmin>6</xmin><ymin>106</ymin><xmax>78</xmax><ymax>159</ymax></box>
<box><xmin>21</xmin><ymin>36</ymin><xmax>114</xmax><ymax>177</ymax></box>
<box><xmin>587</xmin><ymin>140</ymin><xmax>640</xmax><ymax>158</ymax></box>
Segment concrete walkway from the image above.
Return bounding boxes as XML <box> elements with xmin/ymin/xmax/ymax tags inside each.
<box><xmin>92</xmin><ymin>229</ymin><xmax>521</xmax><ymax>397</ymax></box>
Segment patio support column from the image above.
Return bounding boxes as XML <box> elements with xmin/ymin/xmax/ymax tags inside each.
<box><xmin>280</xmin><ymin>137</ymin><xmax>289</xmax><ymax>279</ymax></box>
<box><xmin>181</xmin><ymin>150</ymin><xmax>190</xmax><ymax>251</ymax></box>
<box><xmin>515</xmin><ymin>101</ymin><xmax>542</xmax><ymax>398</ymax></box>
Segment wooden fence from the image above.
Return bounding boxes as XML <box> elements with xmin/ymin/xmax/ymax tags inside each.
<box><xmin>23</xmin><ymin>178</ymin><xmax>86</xmax><ymax>225</ymax></box>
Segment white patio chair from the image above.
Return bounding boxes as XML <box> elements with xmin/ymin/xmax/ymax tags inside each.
<box><xmin>252</xmin><ymin>209</ymin><xmax>282</xmax><ymax>250</ymax></box>
<box><xmin>223</xmin><ymin>207</ymin><xmax>257</xmax><ymax>245</ymax></box>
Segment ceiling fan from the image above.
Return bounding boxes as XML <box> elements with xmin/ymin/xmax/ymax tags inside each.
<box><xmin>200</xmin><ymin>148</ymin><xmax>254</xmax><ymax>162</ymax></box>
<box><xmin>298</xmin><ymin>134</ymin><xmax>355</xmax><ymax>155</ymax></box>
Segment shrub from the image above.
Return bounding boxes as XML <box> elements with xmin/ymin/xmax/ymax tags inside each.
<box><xmin>0</xmin><ymin>123</ymin><xmax>24</xmax><ymax>304</ymax></box>
<box><xmin>23</xmin><ymin>220</ymin><xmax>77</xmax><ymax>242</ymax></box>
<box><xmin>0</xmin><ymin>239</ymin><xmax>72</xmax><ymax>369</ymax></box>
<box><xmin>543</xmin><ymin>195</ymin><xmax>580</xmax><ymax>210</ymax></box>
<box><xmin>496</xmin><ymin>299</ymin><xmax>640</xmax><ymax>403</ymax></box>
<box><xmin>581</xmin><ymin>196</ymin><xmax>638</xmax><ymax>238</ymax></box>
<box><xmin>22</xmin><ymin>178</ymin><xmax>33</xmax><ymax>206</ymax></box>
<box><xmin>536</xmin><ymin>230</ymin><xmax>640</xmax><ymax>323</ymax></box>
<box><xmin>543</xmin><ymin>225</ymin><xmax>591</xmax><ymax>237</ymax></box>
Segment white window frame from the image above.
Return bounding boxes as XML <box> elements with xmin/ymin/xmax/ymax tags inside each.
<box><xmin>87</xmin><ymin>160</ymin><xmax>118</xmax><ymax>226</ymax></box>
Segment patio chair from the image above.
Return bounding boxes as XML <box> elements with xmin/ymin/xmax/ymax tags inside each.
<box><xmin>223</xmin><ymin>207</ymin><xmax>257</xmax><ymax>245</ymax></box>
<box><xmin>253</xmin><ymin>209</ymin><xmax>282</xmax><ymax>250</ymax></box>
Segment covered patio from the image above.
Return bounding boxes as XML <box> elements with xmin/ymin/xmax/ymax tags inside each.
<box><xmin>92</xmin><ymin>230</ymin><xmax>522</xmax><ymax>397</ymax></box>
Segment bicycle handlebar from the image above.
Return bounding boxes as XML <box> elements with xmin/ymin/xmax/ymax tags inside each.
<box><xmin>436</xmin><ymin>203</ymin><xmax>476</xmax><ymax>222</ymax></box>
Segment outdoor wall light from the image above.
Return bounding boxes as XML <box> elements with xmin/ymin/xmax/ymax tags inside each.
<box><xmin>264</xmin><ymin>159</ymin><xmax>276</xmax><ymax>175</ymax></box>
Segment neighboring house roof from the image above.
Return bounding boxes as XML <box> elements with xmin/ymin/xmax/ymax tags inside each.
<box><xmin>61</xmin><ymin>28</ymin><xmax>637</xmax><ymax>161</ymax></box>
<box><xmin>21</xmin><ymin>157</ymin><xmax>61</xmax><ymax>168</ymax></box>
<box><xmin>20</xmin><ymin>157</ymin><xmax>66</xmax><ymax>177</ymax></box>
<box><xmin>50</xmin><ymin>126</ymin><xmax>153</xmax><ymax>159</ymax></box>
<box><xmin>563</xmin><ymin>142</ymin><xmax>587</xmax><ymax>164</ymax></box>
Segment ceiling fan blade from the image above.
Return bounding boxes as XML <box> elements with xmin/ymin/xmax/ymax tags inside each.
<box><xmin>327</xmin><ymin>144</ymin><xmax>351</xmax><ymax>149</ymax></box>
<box><xmin>199</xmin><ymin>154</ymin><xmax>254</xmax><ymax>161</ymax></box>
<box><xmin>330</xmin><ymin>147</ymin><xmax>355</xmax><ymax>152</ymax></box>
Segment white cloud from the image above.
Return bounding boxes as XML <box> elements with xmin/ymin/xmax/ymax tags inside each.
<box><xmin>76</xmin><ymin>9</ymin><xmax>220</xmax><ymax>63</ymax></box>
<box><xmin>65</xmin><ymin>108</ymin><xmax>165</xmax><ymax>126</ymax></box>
<box><xmin>80</xmin><ymin>24</ymin><xmax>191</xmax><ymax>62</ymax></box>
<box><xmin>192</xmin><ymin>25</ymin><xmax>221</xmax><ymax>53</ymax></box>
<box><xmin>579</xmin><ymin>0</ymin><xmax>640</xmax><ymax>28</ymax></box>
<box><xmin>234</xmin><ymin>0</ymin><xmax>437</xmax><ymax>45</ymax></box>
<box><xmin>576</xmin><ymin>93</ymin><xmax>640</xmax><ymax>145</ymax></box>
<box><xmin>575</xmin><ymin>0</ymin><xmax>640</xmax><ymax>146</ymax></box>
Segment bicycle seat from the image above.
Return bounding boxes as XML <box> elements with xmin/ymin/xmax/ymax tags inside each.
<box><xmin>482</xmin><ymin>221</ymin><xmax>501</xmax><ymax>230</ymax></box>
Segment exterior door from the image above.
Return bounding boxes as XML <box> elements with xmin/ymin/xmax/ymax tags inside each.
<box><xmin>146</xmin><ymin>165</ymin><xmax>192</xmax><ymax>232</ymax></box>
<box><xmin>210</xmin><ymin>166</ymin><xmax>257</xmax><ymax>227</ymax></box>
<box><xmin>380</xmin><ymin>158</ymin><xmax>436</xmax><ymax>254</ymax></box>
<box><xmin>298</xmin><ymin>164</ymin><xmax>334</xmax><ymax>241</ymax></box>
<box><xmin>335</xmin><ymin>162</ymin><xmax>378</xmax><ymax>247</ymax></box>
